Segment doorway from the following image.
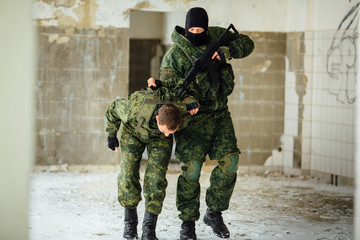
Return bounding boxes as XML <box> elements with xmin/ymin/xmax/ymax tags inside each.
<box><xmin>129</xmin><ymin>39</ymin><xmax>163</xmax><ymax>94</ymax></box>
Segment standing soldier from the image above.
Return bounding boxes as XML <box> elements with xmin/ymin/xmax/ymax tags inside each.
<box><xmin>148</xmin><ymin>7</ymin><xmax>254</xmax><ymax>240</ymax></box>
<box><xmin>105</xmin><ymin>88</ymin><xmax>191</xmax><ymax>240</ymax></box>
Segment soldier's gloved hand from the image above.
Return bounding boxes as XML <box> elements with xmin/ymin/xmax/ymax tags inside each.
<box><xmin>182</xmin><ymin>95</ymin><xmax>199</xmax><ymax>115</ymax></box>
<box><xmin>215</xmin><ymin>46</ymin><xmax>231</xmax><ymax>62</ymax></box>
<box><xmin>107</xmin><ymin>136</ymin><xmax>119</xmax><ymax>151</ymax></box>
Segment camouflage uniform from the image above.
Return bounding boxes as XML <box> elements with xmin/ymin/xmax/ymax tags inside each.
<box><xmin>160</xmin><ymin>26</ymin><xmax>254</xmax><ymax>221</ymax></box>
<box><xmin>105</xmin><ymin>89</ymin><xmax>190</xmax><ymax>215</ymax></box>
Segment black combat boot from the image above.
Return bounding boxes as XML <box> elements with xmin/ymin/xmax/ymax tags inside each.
<box><xmin>203</xmin><ymin>208</ymin><xmax>230</xmax><ymax>238</ymax></box>
<box><xmin>180</xmin><ymin>221</ymin><xmax>197</xmax><ymax>240</ymax></box>
<box><xmin>123</xmin><ymin>208</ymin><xmax>138</xmax><ymax>239</ymax></box>
<box><xmin>141</xmin><ymin>211</ymin><xmax>158</xmax><ymax>240</ymax></box>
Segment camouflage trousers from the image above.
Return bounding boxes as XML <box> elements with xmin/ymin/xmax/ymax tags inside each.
<box><xmin>174</xmin><ymin>108</ymin><xmax>240</xmax><ymax>221</ymax></box>
<box><xmin>117</xmin><ymin>125</ymin><xmax>173</xmax><ymax>215</ymax></box>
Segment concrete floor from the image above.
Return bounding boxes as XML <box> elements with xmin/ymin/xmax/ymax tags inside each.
<box><xmin>29</xmin><ymin>165</ymin><xmax>354</xmax><ymax>240</ymax></box>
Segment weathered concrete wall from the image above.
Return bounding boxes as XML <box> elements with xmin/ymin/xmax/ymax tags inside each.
<box><xmin>229</xmin><ymin>32</ymin><xmax>286</xmax><ymax>166</ymax></box>
<box><xmin>35</xmin><ymin>26</ymin><xmax>129</xmax><ymax>165</ymax></box>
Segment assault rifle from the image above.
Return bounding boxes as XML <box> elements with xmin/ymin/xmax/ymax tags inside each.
<box><xmin>177</xmin><ymin>24</ymin><xmax>239</xmax><ymax>98</ymax></box>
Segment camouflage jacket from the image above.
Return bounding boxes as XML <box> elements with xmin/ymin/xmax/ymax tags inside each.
<box><xmin>105</xmin><ymin>89</ymin><xmax>189</xmax><ymax>141</ymax></box>
<box><xmin>160</xmin><ymin>26</ymin><xmax>254</xmax><ymax>112</ymax></box>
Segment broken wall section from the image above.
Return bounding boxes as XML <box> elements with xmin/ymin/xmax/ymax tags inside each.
<box><xmin>229</xmin><ymin>32</ymin><xmax>286</xmax><ymax>166</ymax></box>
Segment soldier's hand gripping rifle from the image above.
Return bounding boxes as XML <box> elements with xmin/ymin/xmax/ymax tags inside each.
<box><xmin>177</xmin><ymin>24</ymin><xmax>239</xmax><ymax>99</ymax></box>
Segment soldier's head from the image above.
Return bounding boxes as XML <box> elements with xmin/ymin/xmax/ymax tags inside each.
<box><xmin>185</xmin><ymin>7</ymin><xmax>209</xmax><ymax>46</ymax></box>
<box><xmin>156</xmin><ymin>104</ymin><xmax>182</xmax><ymax>137</ymax></box>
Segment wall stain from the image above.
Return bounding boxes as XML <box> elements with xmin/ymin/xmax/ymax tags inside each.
<box><xmin>39</xmin><ymin>0</ymin><xmax>55</xmax><ymax>5</ymax></box>
<box><xmin>54</xmin><ymin>0</ymin><xmax>76</xmax><ymax>8</ymax></box>
<box><xmin>123</xmin><ymin>1</ymin><xmax>155</xmax><ymax>20</ymax></box>
<box><xmin>34</xmin><ymin>0</ymin><xmax>90</xmax><ymax>27</ymax></box>
<box><xmin>57</xmin><ymin>36</ymin><xmax>71</xmax><ymax>44</ymax></box>
<box><xmin>163</xmin><ymin>0</ymin><xmax>195</xmax><ymax>7</ymax></box>
<box><xmin>73</xmin><ymin>0</ymin><xmax>98</xmax><ymax>28</ymax></box>
<box><xmin>252</xmin><ymin>60</ymin><xmax>272</xmax><ymax>74</ymax></box>
<box><xmin>48</xmin><ymin>34</ymin><xmax>60</xmax><ymax>43</ymax></box>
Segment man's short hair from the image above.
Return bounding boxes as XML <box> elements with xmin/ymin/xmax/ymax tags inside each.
<box><xmin>158</xmin><ymin>104</ymin><xmax>182</xmax><ymax>131</ymax></box>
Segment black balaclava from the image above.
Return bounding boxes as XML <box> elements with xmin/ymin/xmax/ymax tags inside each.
<box><xmin>185</xmin><ymin>7</ymin><xmax>209</xmax><ymax>46</ymax></box>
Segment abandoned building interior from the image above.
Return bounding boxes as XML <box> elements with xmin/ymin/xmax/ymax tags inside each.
<box><xmin>1</xmin><ymin>0</ymin><xmax>360</xmax><ymax>239</ymax></box>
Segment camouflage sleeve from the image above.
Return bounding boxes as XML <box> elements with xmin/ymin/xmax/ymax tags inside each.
<box><xmin>159</xmin><ymin>47</ymin><xmax>196</xmax><ymax>101</ymax></box>
<box><xmin>159</xmin><ymin>47</ymin><xmax>187</xmax><ymax>91</ymax></box>
<box><xmin>227</xmin><ymin>33</ymin><xmax>254</xmax><ymax>59</ymax></box>
<box><xmin>155</xmin><ymin>86</ymin><xmax>180</xmax><ymax>102</ymax></box>
<box><xmin>105</xmin><ymin>99</ymin><xmax>122</xmax><ymax>137</ymax></box>
<box><xmin>211</xmin><ymin>26</ymin><xmax>254</xmax><ymax>59</ymax></box>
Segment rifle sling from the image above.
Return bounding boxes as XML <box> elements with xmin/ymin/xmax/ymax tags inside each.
<box><xmin>135</xmin><ymin>117</ymin><xmax>145</xmax><ymax>133</ymax></box>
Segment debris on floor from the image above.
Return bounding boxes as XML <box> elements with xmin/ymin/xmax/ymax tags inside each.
<box><xmin>29</xmin><ymin>169</ymin><xmax>354</xmax><ymax>240</ymax></box>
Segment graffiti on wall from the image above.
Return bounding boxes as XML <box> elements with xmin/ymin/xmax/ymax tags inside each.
<box><xmin>326</xmin><ymin>3</ymin><xmax>359</xmax><ymax>104</ymax></box>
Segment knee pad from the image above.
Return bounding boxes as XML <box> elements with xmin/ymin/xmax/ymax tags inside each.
<box><xmin>182</xmin><ymin>160</ymin><xmax>203</xmax><ymax>181</ymax></box>
<box><xmin>218</xmin><ymin>153</ymin><xmax>239</xmax><ymax>176</ymax></box>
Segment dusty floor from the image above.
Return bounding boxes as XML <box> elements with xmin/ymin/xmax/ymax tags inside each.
<box><xmin>29</xmin><ymin>165</ymin><xmax>354</xmax><ymax>240</ymax></box>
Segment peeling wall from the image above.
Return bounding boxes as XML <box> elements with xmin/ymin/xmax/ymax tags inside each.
<box><xmin>32</xmin><ymin>0</ymin><xmax>307</xmax><ymax>31</ymax></box>
<box><xmin>33</xmin><ymin>0</ymin><xmax>89</xmax><ymax>27</ymax></box>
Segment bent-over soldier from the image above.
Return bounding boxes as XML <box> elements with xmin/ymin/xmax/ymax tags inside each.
<box><xmin>105</xmin><ymin>88</ymin><xmax>191</xmax><ymax>240</ymax></box>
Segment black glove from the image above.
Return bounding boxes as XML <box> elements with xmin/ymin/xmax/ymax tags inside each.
<box><xmin>182</xmin><ymin>95</ymin><xmax>199</xmax><ymax>111</ymax></box>
<box><xmin>216</xmin><ymin>46</ymin><xmax>231</xmax><ymax>62</ymax></box>
<box><xmin>107</xmin><ymin>136</ymin><xmax>119</xmax><ymax>151</ymax></box>
<box><xmin>186</xmin><ymin>102</ymin><xmax>199</xmax><ymax>111</ymax></box>
<box><xmin>150</xmin><ymin>79</ymin><xmax>162</xmax><ymax>90</ymax></box>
